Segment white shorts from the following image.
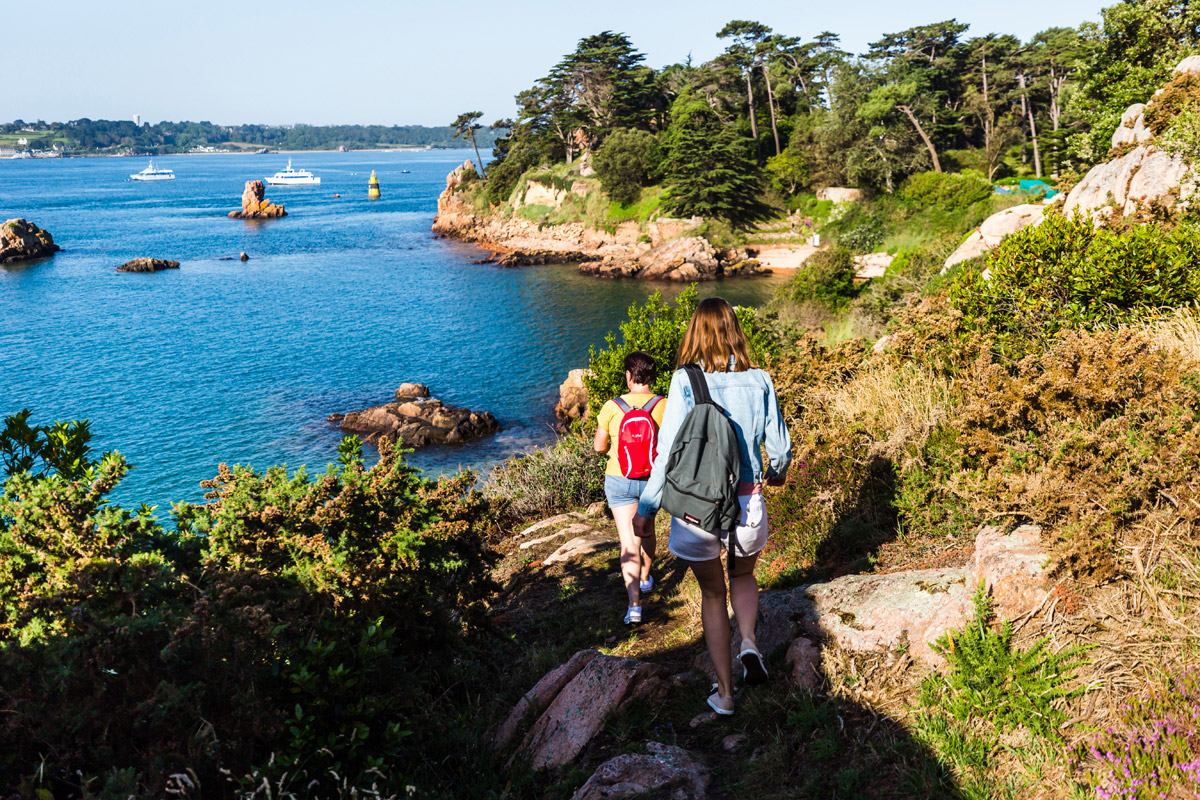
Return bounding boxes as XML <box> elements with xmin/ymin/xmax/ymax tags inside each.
<box><xmin>667</xmin><ymin>493</ymin><xmax>768</xmax><ymax>563</ymax></box>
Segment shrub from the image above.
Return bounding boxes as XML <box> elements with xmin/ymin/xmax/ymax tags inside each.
<box><xmin>484</xmin><ymin>434</ymin><xmax>606</xmax><ymax>520</ymax></box>
<box><xmin>824</xmin><ymin>202</ymin><xmax>885</xmax><ymax>253</ymax></box>
<box><xmin>0</xmin><ymin>416</ymin><xmax>497</xmax><ymax>798</ymax></box>
<box><xmin>778</xmin><ymin>247</ymin><xmax>859</xmax><ymax>311</ymax></box>
<box><xmin>1143</xmin><ymin>72</ymin><xmax>1200</xmax><ymax>135</ymax></box>
<box><xmin>1073</xmin><ymin>669</ymin><xmax>1200</xmax><ymax>799</ymax></box>
<box><xmin>581</xmin><ymin>286</ymin><xmax>774</xmax><ymax>423</ymax></box>
<box><xmin>593</xmin><ymin>128</ymin><xmax>660</xmax><ymax>206</ymax></box>
<box><xmin>899</xmin><ymin>171</ymin><xmax>993</xmax><ymax>211</ymax></box>
<box><xmin>950</xmin><ymin>213</ymin><xmax>1200</xmax><ymax>349</ymax></box>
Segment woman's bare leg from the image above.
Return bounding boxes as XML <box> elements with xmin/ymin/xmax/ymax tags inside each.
<box><xmin>612</xmin><ymin>503</ymin><xmax>642</xmax><ymax>607</ymax></box>
<box><xmin>690</xmin><ymin>557</ymin><xmax>733</xmax><ymax>699</ymax></box>
<box><xmin>729</xmin><ymin>553</ymin><xmax>761</xmax><ymax>653</ymax></box>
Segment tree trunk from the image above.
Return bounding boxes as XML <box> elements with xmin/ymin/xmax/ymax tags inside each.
<box><xmin>897</xmin><ymin>104</ymin><xmax>941</xmax><ymax>173</ymax></box>
<box><xmin>470</xmin><ymin>135</ymin><xmax>487</xmax><ymax>180</ymax></box>
<box><xmin>1018</xmin><ymin>84</ymin><xmax>1029</xmax><ymax>165</ymax></box>
<box><xmin>1026</xmin><ymin>104</ymin><xmax>1042</xmax><ymax>179</ymax></box>
<box><xmin>762</xmin><ymin>64</ymin><xmax>781</xmax><ymax>156</ymax></box>
<box><xmin>745</xmin><ymin>70</ymin><xmax>760</xmax><ymax>156</ymax></box>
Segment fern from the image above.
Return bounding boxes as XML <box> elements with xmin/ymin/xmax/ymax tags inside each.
<box><xmin>922</xmin><ymin>584</ymin><xmax>1092</xmax><ymax>738</ymax></box>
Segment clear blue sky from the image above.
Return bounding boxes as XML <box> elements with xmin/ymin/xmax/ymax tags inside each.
<box><xmin>12</xmin><ymin>0</ymin><xmax>1104</xmax><ymax>127</ymax></box>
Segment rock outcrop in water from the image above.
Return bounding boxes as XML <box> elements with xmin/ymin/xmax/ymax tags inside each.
<box><xmin>330</xmin><ymin>383</ymin><xmax>499</xmax><ymax>451</ymax></box>
<box><xmin>1</xmin><ymin>219</ymin><xmax>61</xmax><ymax>264</ymax></box>
<box><xmin>117</xmin><ymin>258</ymin><xmax>181</xmax><ymax>273</ymax></box>
<box><xmin>432</xmin><ymin>160</ymin><xmax>764</xmax><ymax>281</ymax></box>
<box><xmin>228</xmin><ymin>180</ymin><xmax>286</xmax><ymax>219</ymax></box>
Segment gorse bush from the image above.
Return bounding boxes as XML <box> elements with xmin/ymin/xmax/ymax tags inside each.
<box><xmin>899</xmin><ymin>170</ymin><xmax>993</xmax><ymax>211</ymax></box>
<box><xmin>1142</xmin><ymin>72</ymin><xmax>1200</xmax><ymax>135</ymax></box>
<box><xmin>0</xmin><ymin>416</ymin><xmax>497</xmax><ymax>798</ymax></box>
<box><xmin>950</xmin><ymin>213</ymin><xmax>1200</xmax><ymax>349</ymax></box>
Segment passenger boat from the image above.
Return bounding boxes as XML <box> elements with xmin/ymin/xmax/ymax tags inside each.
<box><xmin>130</xmin><ymin>161</ymin><xmax>175</xmax><ymax>181</ymax></box>
<box><xmin>264</xmin><ymin>159</ymin><xmax>320</xmax><ymax>186</ymax></box>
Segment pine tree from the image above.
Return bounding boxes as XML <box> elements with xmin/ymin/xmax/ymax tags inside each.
<box><xmin>661</xmin><ymin>97</ymin><xmax>768</xmax><ymax>227</ymax></box>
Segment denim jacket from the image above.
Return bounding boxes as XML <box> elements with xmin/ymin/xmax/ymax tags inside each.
<box><xmin>636</xmin><ymin>366</ymin><xmax>792</xmax><ymax>518</ymax></box>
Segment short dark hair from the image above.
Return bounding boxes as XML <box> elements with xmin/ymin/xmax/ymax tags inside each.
<box><xmin>624</xmin><ymin>351</ymin><xmax>657</xmax><ymax>386</ymax></box>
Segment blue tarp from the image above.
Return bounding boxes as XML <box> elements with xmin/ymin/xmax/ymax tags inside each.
<box><xmin>993</xmin><ymin>180</ymin><xmax>1060</xmax><ymax>199</ymax></box>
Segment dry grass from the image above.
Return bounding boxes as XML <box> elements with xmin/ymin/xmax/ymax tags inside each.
<box><xmin>1141</xmin><ymin>304</ymin><xmax>1200</xmax><ymax>363</ymax></box>
<box><xmin>813</xmin><ymin>360</ymin><xmax>958</xmax><ymax>450</ymax></box>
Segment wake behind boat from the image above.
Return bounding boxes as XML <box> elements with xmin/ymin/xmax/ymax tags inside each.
<box><xmin>265</xmin><ymin>159</ymin><xmax>320</xmax><ymax>186</ymax></box>
<box><xmin>130</xmin><ymin>161</ymin><xmax>174</xmax><ymax>181</ymax></box>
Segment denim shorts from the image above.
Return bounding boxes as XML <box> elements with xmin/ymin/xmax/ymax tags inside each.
<box><xmin>604</xmin><ymin>475</ymin><xmax>648</xmax><ymax>508</ymax></box>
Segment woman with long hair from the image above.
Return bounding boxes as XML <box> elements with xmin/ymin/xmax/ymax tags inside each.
<box><xmin>633</xmin><ymin>297</ymin><xmax>792</xmax><ymax>715</ymax></box>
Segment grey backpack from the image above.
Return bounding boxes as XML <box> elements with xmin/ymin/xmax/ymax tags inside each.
<box><xmin>660</xmin><ymin>364</ymin><xmax>741</xmax><ymax>535</ymax></box>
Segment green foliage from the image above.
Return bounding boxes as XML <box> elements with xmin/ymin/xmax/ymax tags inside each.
<box><xmin>593</xmin><ymin>128</ymin><xmax>660</xmax><ymax>205</ymax></box>
<box><xmin>765</xmin><ymin>148</ymin><xmax>811</xmax><ymax>195</ymax></box>
<box><xmin>1143</xmin><ymin>72</ymin><xmax>1200</xmax><ymax>135</ymax></box>
<box><xmin>899</xmin><ymin>171</ymin><xmax>993</xmax><ymax>211</ymax></box>
<box><xmin>824</xmin><ymin>201</ymin><xmax>885</xmax><ymax>253</ymax></box>
<box><xmin>921</xmin><ymin>585</ymin><xmax>1091</xmax><ymax>737</ymax></box>
<box><xmin>1</xmin><ymin>408</ymin><xmax>101</xmax><ymax>481</ymax></box>
<box><xmin>581</xmin><ymin>286</ymin><xmax>774</xmax><ymax>424</ymax></box>
<box><xmin>778</xmin><ymin>247</ymin><xmax>859</xmax><ymax>311</ymax></box>
<box><xmin>661</xmin><ymin>96</ymin><xmax>770</xmax><ymax>227</ymax></box>
<box><xmin>950</xmin><ymin>213</ymin><xmax>1200</xmax><ymax>348</ymax></box>
<box><xmin>484</xmin><ymin>434</ymin><xmax>606</xmax><ymax>520</ymax></box>
<box><xmin>0</xmin><ymin>421</ymin><xmax>497</xmax><ymax>797</ymax></box>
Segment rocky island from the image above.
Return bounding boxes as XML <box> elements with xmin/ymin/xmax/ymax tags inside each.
<box><xmin>228</xmin><ymin>180</ymin><xmax>286</xmax><ymax>220</ymax></box>
<box><xmin>0</xmin><ymin>219</ymin><xmax>61</xmax><ymax>264</ymax></box>
<box><xmin>330</xmin><ymin>383</ymin><xmax>499</xmax><ymax>451</ymax></box>
<box><xmin>116</xmin><ymin>258</ymin><xmax>181</xmax><ymax>273</ymax></box>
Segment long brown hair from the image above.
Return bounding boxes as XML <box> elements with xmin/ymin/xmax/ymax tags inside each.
<box><xmin>676</xmin><ymin>297</ymin><xmax>753</xmax><ymax>372</ymax></box>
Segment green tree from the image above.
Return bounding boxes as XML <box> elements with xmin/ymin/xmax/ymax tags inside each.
<box><xmin>717</xmin><ymin>20</ymin><xmax>774</xmax><ymax>159</ymax></box>
<box><xmin>452</xmin><ymin>111</ymin><xmax>488</xmax><ymax>179</ymax></box>
<box><xmin>593</xmin><ymin>128</ymin><xmax>660</xmax><ymax>205</ymax></box>
<box><xmin>661</xmin><ymin>95</ymin><xmax>769</xmax><ymax>225</ymax></box>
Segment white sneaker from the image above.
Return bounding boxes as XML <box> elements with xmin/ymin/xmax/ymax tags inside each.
<box><xmin>639</xmin><ymin>575</ymin><xmax>654</xmax><ymax>594</ymax></box>
<box><xmin>624</xmin><ymin>606</ymin><xmax>642</xmax><ymax>625</ymax></box>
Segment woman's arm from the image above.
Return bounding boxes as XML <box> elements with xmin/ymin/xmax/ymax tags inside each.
<box><xmin>762</xmin><ymin>371</ymin><xmax>792</xmax><ymax>483</ymax></box>
<box><xmin>593</xmin><ymin>427</ymin><xmax>609</xmax><ymax>454</ymax></box>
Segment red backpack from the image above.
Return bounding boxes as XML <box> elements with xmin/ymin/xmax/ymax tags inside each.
<box><xmin>613</xmin><ymin>395</ymin><xmax>664</xmax><ymax>479</ymax></box>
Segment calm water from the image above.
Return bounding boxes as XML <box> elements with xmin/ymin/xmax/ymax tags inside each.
<box><xmin>0</xmin><ymin>150</ymin><xmax>784</xmax><ymax>511</ymax></box>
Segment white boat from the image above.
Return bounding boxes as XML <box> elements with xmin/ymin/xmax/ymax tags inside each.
<box><xmin>130</xmin><ymin>161</ymin><xmax>175</xmax><ymax>181</ymax></box>
<box><xmin>264</xmin><ymin>159</ymin><xmax>320</xmax><ymax>186</ymax></box>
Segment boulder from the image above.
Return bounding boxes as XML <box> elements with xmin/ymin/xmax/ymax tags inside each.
<box><xmin>570</xmin><ymin>742</ymin><xmax>709</xmax><ymax>800</ymax></box>
<box><xmin>116</xmin><ymin>258</ymin><xmax>180</xmax><ymax>273</ymax></box>
<box><xmin>967</xmin><ymin>525</ymin><xmax>1052</xmax><ymax>621</ymax></box>
<box><xmin>817</xmin><ymin>187</ymin><xmax>863</xmax><ymax>204</ymax></box>
<box><xmin>228</xmin><ymin>180</ymin><xmax>286</xmax><ymax>219</ymax></box>
<box><xmin>580</xmin><ymin>236</ymin><xmax>729</xmax><ymax>281</ymax></box>
<box><xmin>785</xmin><ymin>636</ymin><xmax>822</xmax><ymax>690</ymax></box>
<box><xmin>944</xmin><ymin>203</ymin><xmax>1045</xmax><ymax>271</ymax></box>
<box><xmin>798</xmin><ymin>568</ymin><xmax>971</xmax><ymax>666</ymax></box>
<box><xmin>516</xmin><ymin>654</ymin><xmax>669</xmax><ymax>770</ymax></box>
<box><xmin>1175</xmin><ymin>55</ymin><xmax>1200</xmax><ymax>78</ymax></box>
<box><xmin>492</xmin><ymin>650</ymin><xmax>599</xmax><ymax>752</ymax></box>
<box><xmin>854</xmin><ymin>252</ymin><xmax>893</xmax><ymax>280</ymax></box>
<box><xmin>0</xmin><ymin>219</ymin><xmax>61</xmax><ymax>264</ymax></box>
<box><xmin>543</xmin><ymin>532</ymin><xmax>619</xmax><ymax>566</ymax></box>
<box><xmin>1111</xmin><ymin>103</ymin><xmax>1151</xmax><ymax>149</ymax></box>
<box><xmin>554</xmin><ymin>369</ymin><xmax>590</xmax><ymax>431</ymax></box>
<box><xmin>335</xmin><ymin>387</ymin><xmax>498</xmax><ymax>451</ymax></box>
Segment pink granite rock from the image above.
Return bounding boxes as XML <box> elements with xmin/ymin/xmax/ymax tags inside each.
<box><xmin>967</xmin><ymin>524</ymin><xmax>1052</xmax><ymax>621</ymax></box>
<box><xmin>518</xmin><ymin>655</ymin><xmax>669</xmax><ymax>771</ymax></box>
<box><xmin>785</xmin><ymin>636</ymin><xmax>822</xmax><ymax>689</ymax></box>
<box><xmin>492</xmin><ymin>649</ymin><xmax>599</xmax><ymax>752</ymax></box>
<box><xmin>570</xmin><ymin>742</ymin><xmax>709</xmax><ymax>800</ymax></box>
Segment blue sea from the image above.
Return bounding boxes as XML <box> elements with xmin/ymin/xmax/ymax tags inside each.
<box><xmin>0</xmin><ymin>150</ymin><xmax>784</xmax><ymax>512</ymax></box>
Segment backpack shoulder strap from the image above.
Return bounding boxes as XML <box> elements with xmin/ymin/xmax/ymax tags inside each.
<box><xmin>682</xmin><ymin>364</ymin><xmax>713</xmax><ymax>406</ymax></box>
<box><xmin>613</xmin><ymin>397</ymin><xmax>633</xmax><ymax>414</ymax></box>
<box><xmin>641</xmin><ymin>395</ymin><xmax>664</xmax><ymax>413</ymax></box>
